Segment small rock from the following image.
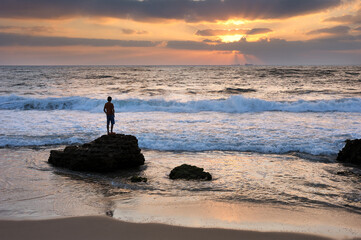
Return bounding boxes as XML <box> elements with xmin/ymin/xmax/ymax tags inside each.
<box><xmin>336</xmin><ymin>171</ymin><xmax>352</xmax><ymax>176</ymax></box>
<box><xmin>336</xmin><ymin>170</ymin><xmax>361</xmax><ymax>177</ymax></box>
<box><xmin>106</xmin><ymin>210</ymin><xmax>113</xmax><ymax>217</ymax></box>
<box><xmin>130</xmin><ymin>176</ymin><xmax>147</xmax><ymax>183</ymax></box>
<box><xmin>169</xmin><ymin>164</ymin><xmax>212</xmax><ymax>181</ymax></box>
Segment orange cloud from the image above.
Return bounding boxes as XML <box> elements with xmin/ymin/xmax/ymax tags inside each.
<box><xmin>324</xmin><ymin>9</ymin><xmax>361</xmax><ymax>24</ymax></box>
<box><xmin>121</xmin><ymin>29</ymin><xmax>148</xmax><ymax>35</ymax></box>
<box><xmin>306</xmin><ymin>25</ymin><xmax>350</xmax><ymax>35</ymax></box>
<box><xmin>196</xmin><ymin>28</ymin><xmax>272</xmax><ymax>37</ymax></box>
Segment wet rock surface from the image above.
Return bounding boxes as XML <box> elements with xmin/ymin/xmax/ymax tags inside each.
<box><xmin>337</xmin><ymin>139</ymin><xmax>361</xmax><ymax>166</ymax></box>
<box><xmin>48</xmin><ymin>134</ymin><xmax>145</xmax><ymax>172</ymax></box>
<box><xmin>169</xmin><ymin>164</ymin><xmax>212</xmax><ymax>181</ymax></box>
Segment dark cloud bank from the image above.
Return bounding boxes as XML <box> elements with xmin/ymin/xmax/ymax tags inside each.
<box><xmin>167</xmin><ymin>36</ymin><xmax>361</xmax><ymax>64</ymax></box>
<box><xmin>0</xmin><ymin>33</ymin><xmax>159</xmax><ymax>47</ymax></box>
<box><xmin>168</xmin><ymin>36</ymin><xmax>361</xmax><ymax>52</ymax></box>
<box><xmin>0</xmin><ymin>0</ymin><xmax>341</xmax><ymax>22</ymax></box>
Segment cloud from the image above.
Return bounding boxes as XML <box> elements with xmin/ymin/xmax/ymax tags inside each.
<box><xmin>0</xmin><ymin>33</ymin><xmax>159</xmax><ymax>47</ymax></box>
<box><xmin>0</xmin><ymin>0</ymin><xmax>341</xmax><ymax>22</ymax></box>
<box><xmin>355</xmin><ymin>26</ymin><xmax>361</xmax><ymax>31</ymax></box>
<box><xmin>0</xmin><ymin>25</ymin><xmax>53</xmax><ymax>33</ymax></box>
<box><xmin>121</xmin><ymin>28</ymin><xmax>148</xmax><ymax>35</ymax></box>
<box><xmin>324</xmin><ymin>9</ymin><xmax>361</xmax><ymax>24</ymax></box>
<box><xmin>121</xmin><ymin>29</ymin><xmax>136</xmax><ymax>34</ymax></box>
<box><xmin>246</xmin><ymin>28</ymin><xmax>273</xmax><ymax>35</ymax></box>
<box><xmin>167</xmin><ymin>35</ymin><xmax>361</xmax><ymax>64</ymax></box>
<box><xmin>203</xmin><ymin>39</ymin><xmax>222</xmax><ymax>43</ymax></box>
<box><xmin>306</xmin><ymin>25</ymin><xmax>350</xmax><ymax>35</ymax></box>
<box><xmin>167</xmin><ymin>40</ymin><xmax>212</xmax><ymax>50</ymax></box>
<box><xmin>168</xmin><ymin>36</ymin><xmax>361</xmax><ymax>52</ymax></box>
<box><xmin>196</xmin><ymin>29</ymin><xmax>246</xmax><ymax>36</ymax></box>
<box><xmin>195</xmin><ymin>28</ymin><xmax>272</xmax><ymax>36</ymax></box>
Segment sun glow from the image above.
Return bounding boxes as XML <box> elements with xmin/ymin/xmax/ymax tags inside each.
<box><xmin>220</xmin><ymin>34</ymin><xmax>244</xmax><ymax>43</ymax></box>
<box><xmin>222</xmin><ymin>19</ymin><xmax>246</xmax><ymax>26</ymax></box>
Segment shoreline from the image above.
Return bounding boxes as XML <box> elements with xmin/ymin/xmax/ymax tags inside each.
<box><xmin>1</xmin><ymin>148</ymin><xmax>361</xmax><ymax>239</ymax></box>
<box><xmin>1</xmin><ymin>198</ymin><xmax>361</xmax><ymax>239</ymax></box>
<box><xmin>0</xmin><ymin>216</ymin><xmax>349</xmax><ymax>240</ymax></box>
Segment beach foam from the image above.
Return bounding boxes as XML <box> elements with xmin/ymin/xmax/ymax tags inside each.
<box><xmin>1</xmin><ymin>109</ymin><xmax>358</xmax><ymax>156</ymax></box>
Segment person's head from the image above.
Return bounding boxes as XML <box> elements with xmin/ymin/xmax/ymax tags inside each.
<box><xmin>107</xmin><ymin>96</ymin><xmax>112</xmax><ymax>102</ymax></box>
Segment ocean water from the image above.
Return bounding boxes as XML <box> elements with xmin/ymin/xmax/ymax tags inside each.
<box><xmin>0</xmin><ymin>66</ymin><xmax>361</xmax><ymax>234</ymax></box>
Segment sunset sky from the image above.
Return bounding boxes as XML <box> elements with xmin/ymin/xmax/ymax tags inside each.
<box><xmin>1</xmin><ymin>0</ymin><xmax>361</xmax><ymax>65</ymax></box>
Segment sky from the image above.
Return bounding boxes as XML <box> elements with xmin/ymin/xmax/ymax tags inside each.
<box><xmin>0</xmin><ymin>0</ymin><xmax>361</xmax><ymax>65</ymax></box>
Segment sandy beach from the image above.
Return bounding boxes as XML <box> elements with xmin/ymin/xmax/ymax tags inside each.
<box><xmin>0</xmin><ymin>216</ymin><xmax>350</xmax><ymax>240</ymax></box>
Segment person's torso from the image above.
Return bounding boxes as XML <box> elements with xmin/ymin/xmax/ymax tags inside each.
<box><xmin>105</xmin><ymin>102</ymin><xmax>114</xmax><ymax>115</ymax></box>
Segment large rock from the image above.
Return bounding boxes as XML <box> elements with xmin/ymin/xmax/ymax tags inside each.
<box><xmin>48</xmin><ymin>134</ymin><xmax>145</xmax><ymax>172</ymax></box>
<box><xmin>337</xmin><ymin>139</ymin><xmax>361</xmax><ymax>166</ymax></box>
<box><xmin>169</xmin><ymin>164</ymin><xmax>212</xmax><ymax>181</ymax></box>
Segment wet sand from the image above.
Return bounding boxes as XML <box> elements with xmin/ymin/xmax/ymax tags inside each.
<box><xmin>0</xmin><ymin>216</ymin><xmax>346</xmax><ymax>240</ymax></box>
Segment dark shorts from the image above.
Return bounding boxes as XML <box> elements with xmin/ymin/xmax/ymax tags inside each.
<box><xmin>107</xmin><ymin>115</ymin><xmax>115</xmax><ymax>125</ymax></box>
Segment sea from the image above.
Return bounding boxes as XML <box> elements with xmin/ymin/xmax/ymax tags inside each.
<box><xmin>0</xmin><ymin>65</ymin><xmax>361</xmax><ymax>236</ymax></box>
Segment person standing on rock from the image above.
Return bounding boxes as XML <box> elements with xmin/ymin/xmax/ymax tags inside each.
<box><xmin>103</xmin><ymin>96</ymin><xmax>115</xmax><ymax>135</ymax></box>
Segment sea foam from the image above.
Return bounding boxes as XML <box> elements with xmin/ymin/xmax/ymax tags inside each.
<box><xmin>1</xmin><ymin>94</ymin><xmax>360</xmax><ymax>113</ymax></box>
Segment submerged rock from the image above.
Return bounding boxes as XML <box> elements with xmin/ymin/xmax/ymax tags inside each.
<box><xmin>48</xmin><ymin>134</ymin><xmax>145</xmax><ymax>172</ymax></box>
<box><xmin>336</xmin><ymin>170</ymin><xmax>361</xmax><ymax>176</ymax></box>
<box><xmin>337</xmin><ymin>139</ymin><xmax>361</xmax><ymax>166</ymax></box>
<box><xmin>169</xmin><ymin>164</ymin><xmax>212</xmax><ymax>181</ymax></box>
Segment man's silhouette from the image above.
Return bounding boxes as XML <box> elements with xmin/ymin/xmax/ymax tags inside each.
<box><xmin>103</xmin><ymin>96</ymin><xmax>115</xmax><ymax>135</ymax></box>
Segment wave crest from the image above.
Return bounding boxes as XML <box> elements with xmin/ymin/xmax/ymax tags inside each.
<box><xmin>0</xmin><ymin>95</ymin><xmax>360</xmax><ymax>113</ymax></box>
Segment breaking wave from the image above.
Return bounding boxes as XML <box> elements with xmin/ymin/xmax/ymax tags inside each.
<box><xmin>1</xmin><ymin>95</ymin><xmax>361</xmax><ymax>113</ymax></box>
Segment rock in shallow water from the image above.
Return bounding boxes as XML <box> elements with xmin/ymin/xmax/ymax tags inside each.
<box><xmin>130</xmin><ymin>176</ymin><xmax>148</xmax><ymax>183</ymax></box>
<box><xmin>169</xmin><ymin>164</ymin><xmax>212</xmax><ymax>181</ymax></box>
<box><xmin>48</xmin><ymin>134</ymin><xmax>145</xmax><ymax>172</ymax></box>
<box><xmin>337</xmin><ymin>139</ymin><xmax>361</xmax><ymax>166</ymax></box>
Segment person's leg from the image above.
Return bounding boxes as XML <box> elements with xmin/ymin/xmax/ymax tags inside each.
<box><xmin>107</xmin><ymin>115</ymin><xmax>110</xmax><ymax>135</ymax></box>
<box><xmin>110</xmin><ymin>115</ymin><xmax>115</xmax><ymax>134</ymax></box>
<box><xmin>111</xmin><ymin>123</ymin><xmax>114</xmax><ymax>134</ymax></box>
